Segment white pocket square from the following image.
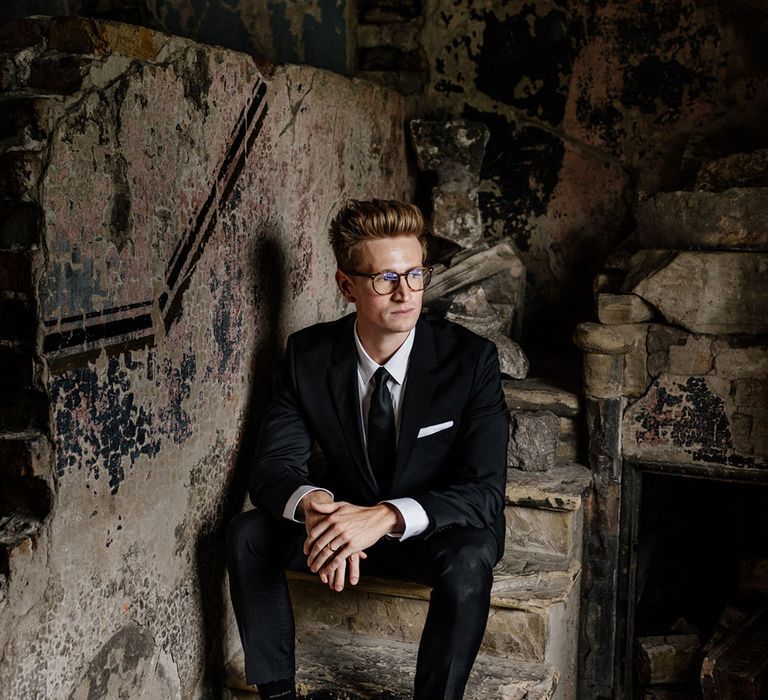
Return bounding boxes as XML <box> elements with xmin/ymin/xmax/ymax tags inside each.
<box><xmin>417</xmin><ymin>421</ymin><xmax>454</xmax><ymax>438</ymax></box>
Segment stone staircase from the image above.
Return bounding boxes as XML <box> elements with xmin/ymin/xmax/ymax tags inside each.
<box><xmin>223</xmin><ymin>375</ymin><xmax>592</xmax><ymax>700</ymax></box>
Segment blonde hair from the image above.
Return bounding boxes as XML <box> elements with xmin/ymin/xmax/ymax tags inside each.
<box><xmin>328</xmin><ymin>199</ymin><xmax>427</xmax><ymax>270</ymax></box>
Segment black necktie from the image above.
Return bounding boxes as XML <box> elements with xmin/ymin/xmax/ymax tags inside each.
<box><xmin>368</xmin><ymin>367</ymin><xmax>396</xmax><ymax>494</ymax></box>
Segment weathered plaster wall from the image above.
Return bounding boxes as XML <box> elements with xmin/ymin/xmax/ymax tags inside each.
<box><xmin>0</xmin><ymin>16</ymin><xmax>413</xmax><ymax>698</ymax></box>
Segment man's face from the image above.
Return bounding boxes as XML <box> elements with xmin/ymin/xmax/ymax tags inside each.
<box><xmin>336</xmin><ymin>235</ymin><xmax>424</xmax><ymax>342</ymax></box>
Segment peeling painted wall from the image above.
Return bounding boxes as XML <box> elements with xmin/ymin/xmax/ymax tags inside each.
<box><xmin>0</xmin><ymin>16</ymin><xmax>413</xmax><ymax>698</ymax></box>
<box><xmin>415</xmin><ymin>0</ymin><xmax>768</xmax><ymax>338</ymax></box>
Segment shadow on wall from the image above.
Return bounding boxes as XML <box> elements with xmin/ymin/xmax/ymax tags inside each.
<box><xmin>194</xmin><ymin>234</ymin><xmax>287</xmax><ymax>697</ymax></box>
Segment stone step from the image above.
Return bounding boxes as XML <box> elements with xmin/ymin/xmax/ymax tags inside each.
<box><xmin>505</xmin><ymin>462</ymin><xmax>592</xmax><ymax>511</ymax></box>
<box><xmin>225</xmin><ymin>630</ymin><xmax>559</xmax><ymax>700</ymax></box>
<box><xmin>503</xmin><ymin>462</ymin><xmax>591</xmax><ymax>565</ymax></box>
<box><xmin>503</xmin><ymin>377</ymin><xmax>581</xmax><ymax>417</ymax></box>
<box><xmin>288</xmin><ymin>555</ymin><xmax>581</xmax><ymax>670</ymax></box>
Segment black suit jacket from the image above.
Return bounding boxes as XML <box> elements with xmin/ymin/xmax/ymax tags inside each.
<box><xmin>250</xmin><ymin>312</ymin><xmax>509</xmax><ymax>553</ymax></box>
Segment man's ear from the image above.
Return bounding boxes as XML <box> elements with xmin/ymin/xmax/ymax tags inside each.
<box><xmin>336</xmin><ymin>269</ymin><xmax>356</xmax><ymax>303</ymax></box>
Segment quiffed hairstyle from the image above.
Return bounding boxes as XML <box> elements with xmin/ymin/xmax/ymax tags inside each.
<box><xmin>328</xmin><ymin>199</ymin><xmax>427</xmax><ymax>270</ymax></box>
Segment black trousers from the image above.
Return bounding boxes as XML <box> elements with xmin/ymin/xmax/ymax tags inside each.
<box><xmin>226</xmin><ymin>508</ymin><xmax>500</xmax><ymax>700</ymax></box>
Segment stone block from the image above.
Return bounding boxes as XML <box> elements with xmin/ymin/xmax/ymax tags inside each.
<box><xmin>508</xmin><ymin>411</ymin><xmax>560</xmax><ymax>471</ymax></box>
<box><xmin>636</xmin><ymin>188</ymin><xmax>768</xmax><ymax>250</ymax></box>
<box><xmin>635</xmin><ymin>635</ymin><xmax>700</xmax><ymax>685</ymax></box>
<box><xmin>445</xmin><ymin>284</ymin><xmax>506</xmax><ymax>336</ymax></box>
<box><xmin>505</xmin><ymin>504</ymin><xmax>576</xmax><ymax>561</ymax></box>
<box><xmin>0</xmin><ymin>97</ymin><xmax>52</xmax><ymax>147</ymax></box>
<box><xmin>597</xmin><ymin>293</ymin><xmax>655</xmax><ymax>324</ymax></box>
<box><xmin>0</xmin><ymin>151</ymin><xmax>42</xmax><ymax>202</ymax></box>
<box><xmin>622</xmin><ymin>325</ymin><xmax>649</xmax><ymax>397</ymax></box>
<box><xmin>431</xmin><ymin>188</ymin><xmax>484</xmax><ymax>249</ymax></box>
<box><xmin>712</xmin><ymin>344</ymin><xmax>768</xmax><ymax>379</ymax></box>
<box><xmin>445</xmin><ymin>285</ymin><xmax>529</xmax><ymax>378</ymax></box>
<box><xmin>359</xmin><ymin>0</ymin><xmax>423</xmax><ymax>23</ymax></box>
<box><xmin>0</xmin><ymin>474</ymin><xmax>52</xmax><ymax>546</ymax></box>
<box><xmin>557</xmin><ymin>417</ymin><xmax>579</xmax><ymax>461</ymax></box>
<box><xmin>355</xmin><ymin>69</ymin><xmax>425</xmax><ymax>94</ymax></box>
<box><xmin>506</xmin><ymin>462</ymin><xmax>592</xmax><ymax>512</ymax></box>
<box><xmin>0</xmin><ymin>387</ymin><xmax>48</xmax><ymax>435</ymax></box>
<box><xmin>51</xmin><ymin>20</ymin><xmax>163</xmax><ymax>61</ymax></box>
<box><xmin>410</xmin><ymin>119</ymin><xmax>488</xmax><ymax>178</ymax></box>
<box><xmin>695</xmin><ymin>149</ymin><xmax>768</xmax><ymax>192</ymax></box>
<box><xmin>0</xmin><ymin>297</ymin><xmax>36</xmax><ymax>343</ymax></box>
<box><xmin>27</xmin><ymin>55</ymin><xmax>91</xmax><ymax>93</ymax></box>
<box><xmin>573</xmin><ymin>322</ymin><xmax>637</xmax><ymax>355</ymax></box>
<box><xmin>358</xmin><ymin>46</ymin><xmax>425</xmax><ymax>71</ymax></box>
<box><xmin>733</xmin><ymin>378</ymin><xmax>768</xmax><ymax>407</ymax></box>
<box><xmin>0</xmin><ymin>251</ymin><xmax>34</xmax><ymax>292</ymax></box>
<box><xmin>583</xmin><ymin>353</ymin><xmax>623</xmax><ymax>399</ymax></box>
<box><xmin>503</xmin><ymin>378</ymin><xmax>581</xmax><ymax>418</ymax></box>
<box><xmin>0</xmin><ymin>203</ymin><xmax>40</xmax><ymax>249</ymax></box>
<box><xmin>0</xmin><ymin>345</ymin><xmax>36</xmax><ymax>386</ymax></box>
<box><xmin>668</xmin><ymin>335</ymin><xmax>714</xmax><ymax>375</ymax></box>
<box><xmin>0</xmin><ymin>18</ymin><xmax>49</xmax><ymax>53</ymax></box>
<box><xmin>624</xmin><ymin>250</ymin><xmax>768</xmax><ymax>334</ymax></box>
<box><xmin>424</xmin><ymin>240</ymin><xmax>524</xmax><ymax>302</ymax></box>
<box><xmin>357</xmin><ymin>22</ymin><xmax>420</xmax><ymax>50</ymax></box>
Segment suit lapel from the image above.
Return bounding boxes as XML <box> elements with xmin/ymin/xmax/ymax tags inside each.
<box><xmin>393</xmin><ymin>316</ymin><xmax>437</xmax><ymax>488</ymax></box>
<box><xmin>328</xmin><ymin>316</ymin><xmax>379</xmax><ymax>497</ymax></box>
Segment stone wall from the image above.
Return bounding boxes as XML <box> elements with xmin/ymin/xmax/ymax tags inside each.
<box><xmin>0</xmin><ymin>16</ymin><xmax>414</xmax><ymax>698</ymax></box>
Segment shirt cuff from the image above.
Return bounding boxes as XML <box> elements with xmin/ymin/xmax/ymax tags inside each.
<box><xmin>283</xmin><ymin>485</ymin><xmax>334</xmax><ymax>522</ymax></box>
<box><xmin>381</xmin><ymin>498</ymin><xmax>429</xmax><ymax>541</ymax></box>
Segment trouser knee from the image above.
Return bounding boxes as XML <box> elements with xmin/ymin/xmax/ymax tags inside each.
<box><xmin>226</xmin><ymin>508</ymin><xmax>276</xmax><ymax>565</ymax></box>
<box><xmin>431</xmin><ymin>536</ymin><xmax>496</xmax><ymax>604</ymax></box>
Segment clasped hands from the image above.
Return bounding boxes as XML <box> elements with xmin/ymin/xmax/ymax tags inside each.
<box><xmin>298</xmin><ymin>491</ymin><xmax>402</xmax><ymax>592</ymax></box>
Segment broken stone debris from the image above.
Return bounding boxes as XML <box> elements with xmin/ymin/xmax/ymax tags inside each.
<box><xmin>507</xmin><ymin>410</ymin><xmax>560</xmax><ymax>471</ymax></box>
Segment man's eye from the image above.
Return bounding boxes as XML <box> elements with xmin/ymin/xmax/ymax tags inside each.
<box><xmin>381</xmin><ymin>271</ymin><xmax>399</xmax><ymax>281</ymax></box>
<box><xmin>408</xmin><ymin>268</ymin><xmax>424</xmax><ymax>278</ymax></box>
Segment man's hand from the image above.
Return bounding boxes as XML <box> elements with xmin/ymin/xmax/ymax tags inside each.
<box><xmin>297</xmin><ymin>491</ymin><xmax>371</xmax><ymax>592</ymax></box>
<box><xmin>304</xmin><ymin>501</ymin><xmax>403</xmax><ymax>588</ymax></box>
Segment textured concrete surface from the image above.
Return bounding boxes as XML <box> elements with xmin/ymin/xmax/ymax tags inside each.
<box><xmin>0</xmin><ymin>16</ymin><xmax>414</xmax><ymax>699</ymax></box>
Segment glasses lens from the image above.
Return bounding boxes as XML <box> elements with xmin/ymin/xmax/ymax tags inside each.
<box><xmin>372</xmin><ymin>272</ymin><xmax>399</xmax><ymax>295</ymax></box>
<box><xmin>406</xmin><ymin>267</ymin><xmax>431</xmax><ymax>291</ymax></box>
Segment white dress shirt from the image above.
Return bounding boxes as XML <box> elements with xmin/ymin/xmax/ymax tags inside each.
<box><xmin>282</xmin><ymin>323</ymin><xmax>430</xmax><ymax>541</ymax></box>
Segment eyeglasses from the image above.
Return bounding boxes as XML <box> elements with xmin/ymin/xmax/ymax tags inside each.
<box><xmin>342</xmin><ymin>265</ymin><xmax>434</xmax><ymax>295</ymax></box>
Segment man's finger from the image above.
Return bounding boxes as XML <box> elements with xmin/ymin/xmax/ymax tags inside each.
<box><xmin>333</xmin><ymin>557</ymin><xmax>347</xmax><ymax>592</ymax></box>
<box><xmin>349</xmin><ymin>553</ymin><xmax>360</xmax><ymax>585</ymax></box>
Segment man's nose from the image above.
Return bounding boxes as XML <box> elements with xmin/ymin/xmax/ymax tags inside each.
<box><xmin>391</xmin><ymin>275</ymin><xmax>412</xmax><ymax>300</ymax></box>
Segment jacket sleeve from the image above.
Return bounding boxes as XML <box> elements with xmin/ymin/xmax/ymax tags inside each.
<box><xmin>249</xmin><ymin>334</ymin><xmax>315</xmax><ymax>519</ymax></box>
<box><xmin>415</xmin><ymin>340</ymin><xmax>508</xmax><ymax>535</ymax></box>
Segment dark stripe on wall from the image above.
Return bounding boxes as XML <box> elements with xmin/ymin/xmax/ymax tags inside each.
<box><xmin>43</xmin><ymin>79</ymin><xmax>269</xmax><ymax>372</ymax></box>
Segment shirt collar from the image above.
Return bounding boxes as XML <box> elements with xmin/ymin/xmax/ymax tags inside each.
<box><xmin>354</xmin><ymin>322</ymin><xmax>415</xmax><ymax>386</ymax></box>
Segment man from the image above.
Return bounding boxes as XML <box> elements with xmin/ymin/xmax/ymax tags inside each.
<box><xmin>227</xmin><ymin>199</ymin><xmax>508</xmax><ymax>700</ymax></box>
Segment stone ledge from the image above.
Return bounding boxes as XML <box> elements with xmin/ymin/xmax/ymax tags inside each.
<box><xmin>503</xmin><ymin>377</ymin><xmax>581</xmax><ymax>417</ymax></box>
<box><xmin>286</xmin><ymin>557</ymin><xmax>580</xmax><ymax>611</ymax></box>
<box><xmin>225</xmin><ymin>630</ymin><xmax>559</xmax><ymax>700</ymax></box>
<box><xmin>506</xmin><ymin>462</ymin><xmax>592</xmax><ymax>511</ymax></box>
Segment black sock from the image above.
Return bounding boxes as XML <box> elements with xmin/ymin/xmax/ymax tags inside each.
<box><xmin>256</xmin><ymin>678</ymin><xmax>296</xmax><ymax>700</ymax></box>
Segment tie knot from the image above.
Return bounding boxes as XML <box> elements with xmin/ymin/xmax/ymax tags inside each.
<box><xmin>373</xmin><ymin>366</ymin><xmax>390</xmax><ymax>387</ymax></box>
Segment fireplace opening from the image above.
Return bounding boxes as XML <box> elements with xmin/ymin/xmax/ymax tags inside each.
<box><xmin>628</xmin><ymin>470</ymin><xmax>768</xmax><ymax>698</ymax></box>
